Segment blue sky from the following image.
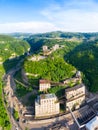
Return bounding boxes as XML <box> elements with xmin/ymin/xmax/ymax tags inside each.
<box><xmin>0</xmin><ymin>0</ymin><xmax>98</xmax><ymax>33</ymax></box>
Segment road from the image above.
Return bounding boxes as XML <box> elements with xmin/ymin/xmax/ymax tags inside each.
<box><xmin>3</xmin><ymin>59</ymin><xmax>24</xmax><ymax>130</ymax></box>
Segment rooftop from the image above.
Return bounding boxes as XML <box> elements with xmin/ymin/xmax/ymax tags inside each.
<box><xmin>65</xmin><ymin>83</ymin><xmax>85</xmax><ymax>92</ymax></box>
<box><xmin>75</xmin><ymin>106</ymin><xmax>96</xmax><ymax>126</ymax></box>
<box><xmin>40</xmin><ymin>94</ymin><xmax>56</xmax><ymax>99</ymax></box>
<box><xmin>39</xmin><ymin>79</ymin><xmax>50</xmax><ymax>84</ymax></box>
<box><xmin>86</xmin><ymin>116</ymin><xmax>98</xmax><ymax>130</ymax></box>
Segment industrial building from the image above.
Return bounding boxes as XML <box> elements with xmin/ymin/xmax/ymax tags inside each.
<box><xmin>35</xmin><ymin>94</ymin><xmax>60</xmax><ymax>117</ymax></box>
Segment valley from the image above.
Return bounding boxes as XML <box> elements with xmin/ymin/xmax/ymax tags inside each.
<box><xmin>0</xmin><ymin>32</ymin><xmax>98</xmax><ymax>130</ymax></box>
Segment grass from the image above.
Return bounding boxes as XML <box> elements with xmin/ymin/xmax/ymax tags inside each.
<box><xmin>13</xmin><ymin>109</ymin><xmax>19</xmax><ymax>121</ymax></box>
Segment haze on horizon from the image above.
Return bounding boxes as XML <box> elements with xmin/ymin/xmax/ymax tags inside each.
<box><xmin>0</xmin><ymin>0</ymin><xmax>98</xmax><ymax>33</ymax></box>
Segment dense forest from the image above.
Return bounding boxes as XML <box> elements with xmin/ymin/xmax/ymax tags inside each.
<box><xmin>0</xmin><ymin>35</ymin><xmax>30</xmax><ymax>61</ymax></box>
<box><xmin>65</xmin><ymin>41</ymin><xmax>98</xmax><ymax>92</ymax></box>
<box><xmin>24</xmin><ymin>57</ymin><xmax>76</xmax><ymax>82</ymax></box>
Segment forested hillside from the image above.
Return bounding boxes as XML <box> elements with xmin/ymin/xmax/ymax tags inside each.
<box><xmin>27</xmin><ymin>31</ymin><xmax>98</xmax><ymax>39</ymax></box>
<box><xmin>0</xmin><ymin>35</ymin><xmax>30</xmax><ymax>129</ymax></box>
<box><xmin>0</xmin><ymin>35</ymin><xmax>30</xmax><ymax>72</ymax></box>
<box><xmin>24</xmin><ymin>57</ymin><xmax>76</xmax><ymax>83</ymax></box>
<box><xmin>0</xmin><ymin>35</ymin><xmax>30</xmax><ymax>61</ymax></box>
<box><xmin>65</xmin><ymin>41</ymin><xmax>98</xmax><ymax>92</ymax></box>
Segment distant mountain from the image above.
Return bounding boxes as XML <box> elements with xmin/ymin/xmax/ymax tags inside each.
<box><xmin>6</xmin><ymin>32</ymin><xmax>32</xmax><ymax>39</ymax></box>
<box><xmin>0</xmin><ymin>35</ymin><xmax>30</xmax><ymax>72</ymax></box>
<box><xmin>0</xmin><ymin>35</ymin><xmax>30</xmax><ymax>61</ymax></box>
<box><xmin>27</xmin><ymin>31</ymin><xmax>98</xmax><ymax>40</ymax></box>
<box><xmin>65</xmin><ymin>40</ymin><xmax>98</xmax><ymax>92</ymax></box>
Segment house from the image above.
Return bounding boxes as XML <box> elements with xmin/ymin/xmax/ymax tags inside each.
<box><xmin>35</xmin><ymin>94</ymin><xmax>60</xmax><ymax>117</ymax></box>
<box><xmin>39</xmin><ymin>79</ymin><xmax>51</xmax><ymax>91</ymax></box>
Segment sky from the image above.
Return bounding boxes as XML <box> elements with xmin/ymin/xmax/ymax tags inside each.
<box><xmin>0</xmin><ymin>0</ymin><xmax>98</xmax><ymax>33</ymax></box>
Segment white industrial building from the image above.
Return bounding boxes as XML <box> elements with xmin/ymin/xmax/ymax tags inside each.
<box><xmin>35</xmin><ymin>94</ymin><xmax>60</xmax><ymax>117</ymax></box>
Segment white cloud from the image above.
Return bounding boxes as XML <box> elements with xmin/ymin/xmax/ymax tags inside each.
<box><xmin>1</xmin><ymin>0</ymin><xmax>98</xmax><ymax>33</ymax></box>
<box><xmin>41</xmin><ymin>0</ymin><xmax>98</xmax><ymax>32</ymax></box>
<box><xmin>0</xmin><ymin>21</ymin><xmax>59</xmax><ymax>33</ymax></box>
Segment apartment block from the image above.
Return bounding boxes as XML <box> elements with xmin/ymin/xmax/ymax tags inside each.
<box><xmin>35</xmin><ymin>94</ymin><xmax>60</xmax><ymax>117</ymax></box>
<box><xmin>65</xmin><ymin>83</ymin><xmax>86</xmax><ymax>110</ymax></box>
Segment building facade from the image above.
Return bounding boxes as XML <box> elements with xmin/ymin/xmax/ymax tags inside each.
<box><xmin>52</xmin><ymin>44</ymin><xmax>59</xmax><ymax>51</ymax></box>
<box><xmin>35</xmin><ymin>94</ymin><xmax>60</xmax><ymax>117</ymax></box>
<box><xmin>39</xmin><ymin>79</ymin><xmax>51</xmax><ymax>91</ymax></box>
<box><xmin>65</xmin><ymin>83</ymin><xmax>86</xmax><ymax>110</ymax></box>
<box><xmin>42</xmin><ymin>46</ymin><xmax>48</xmax><ymax>52</ymax></box>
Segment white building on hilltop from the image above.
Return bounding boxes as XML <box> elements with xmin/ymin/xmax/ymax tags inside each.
<box><xmin>35</xmin><ymin>94</ymin><xmax>60</xmax><ymax>118</ymax></box>
<box><xmin>52</xmin><ymin>44</ymin><xmax>59</xmax><ymax>51</ymax></box>
<box><xmin>39</xmin><ymin>79</ymin><xmax>51</xmax><ymax>91</ymax></box>
<box><xmin>43</xmin><ymin>45</ymin><xmax>48</xmax><ymax>52</ymax></box>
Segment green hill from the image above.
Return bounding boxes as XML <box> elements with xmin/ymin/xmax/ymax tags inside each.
<box><xmin>65</xmin><ymin>40</ymin><xmax>98</xmax><ymax>92</ymax></box>
<box><xmin>0</xmin><ymin>35</ymin><xmax>30</xmax><ymax>62</ymax></box>
<box><xmin>23</xmin><ymin>56</ymin><xmax>76</xmax><ymax>85</ymax></box>
<box><xmin>0</xmin><ymin>35</ymin><xmax>30</xmax><ymax>72</ymax></box>
<box><xmin>27</xmin><ymin>31</ymin><xmax>98</xmax><ymax>40</ymax></box>
<box><xmin>0</xmin><ymin>35</ymin><xmax>30</xmax><ymax>129</ymax></box>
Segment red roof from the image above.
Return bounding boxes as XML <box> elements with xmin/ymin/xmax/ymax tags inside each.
<box><xmin>39</xmin><ymin>79</ymin><xmax>50</xmax><ymax>84</ymax></box>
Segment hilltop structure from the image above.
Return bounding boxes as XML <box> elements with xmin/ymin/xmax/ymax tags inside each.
<box><xmin>35</xmin><ymin>94</ymin><xmax>59</xmax><ymax>117</ymax></box>
<box><xmin>42</xmin><ymin>44</ymin><xmax>60</xmax><ymax>56</ymax></box>
<box><xmin>42</xmin><ymin>45</ymin><xmax>48</xmax><ymax>52</ymax></box>
<box><xmin>52</xmin><ymin>44</ymin><xmax>59</xmax><ymax>51</ymax></box>
<box><xmin>65</xmin><ymin>83</ymin><xmax>86</xmax><ymax>110</ymax></box>
<box><xmin>63</xmin><ymin>71</ymin><xmax>82</xmax><ymax>85</ymax></box>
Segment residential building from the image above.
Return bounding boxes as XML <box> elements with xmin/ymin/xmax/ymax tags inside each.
<box><xmin>65</xmin><ymin>83</ymin><xmax>86</xmax><ymax>110</ymax></box>
<box><xmin>35</xmin><ymin>94</ymin><xmax>60</xmax><ymax>117</ymax></box>
<box><xmin>39</xmin><ymin>79</ymin><xmax>51</xmax><ymax>91</ymax></box>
